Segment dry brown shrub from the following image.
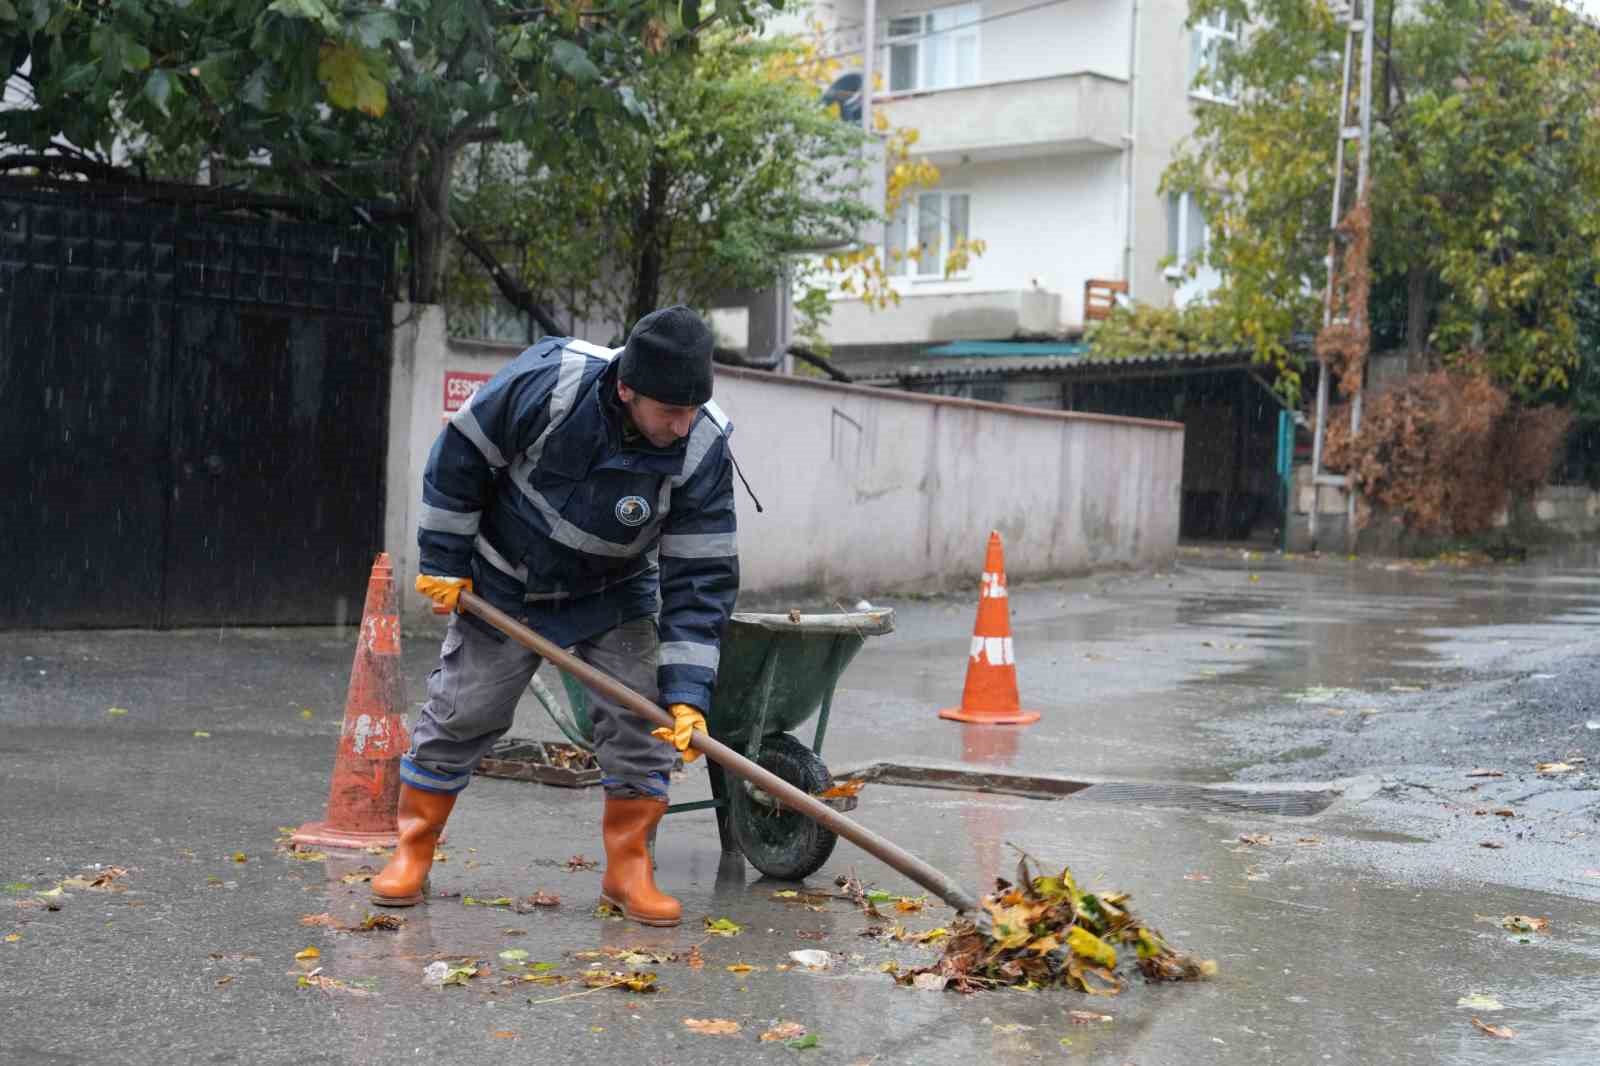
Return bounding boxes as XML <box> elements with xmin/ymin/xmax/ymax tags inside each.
<box><xmin>1314</xmin><ymin>199</ymin><xmax>1372</xmax><ymax>399</ymax></box>
<box><xmin>1323</xmin><ymin>362</ymin><xmax>1571</xmax><ymax>535</ymax></box>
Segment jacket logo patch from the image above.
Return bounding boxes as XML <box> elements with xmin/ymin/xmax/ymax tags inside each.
<box><xmin>615</xmin><ymin>495</ymin><xmax>652</xmax><ymax>527</ymax></box>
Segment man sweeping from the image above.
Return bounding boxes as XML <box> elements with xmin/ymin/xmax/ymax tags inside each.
<box><xmin>370</xmin><ymin>305</ymin><xmax>738</xmax><ymax>927</ymax></box>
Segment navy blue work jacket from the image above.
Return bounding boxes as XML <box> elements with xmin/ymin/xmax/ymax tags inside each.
<box><xmin>417</xmin><ymin>337</ymin><xmax>739</xmax><ymax>712</ymax></box>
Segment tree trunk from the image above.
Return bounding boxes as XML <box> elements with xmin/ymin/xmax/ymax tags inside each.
<box><xmin>1405</xmin><ymin>262</ymin><xmax>1430</xmax><ymax>362</ymax></box>
<box><xmin>411</xmin><ymin>145</ymin><xmax>453</xmax><ymax>305</ymax></box>
<box><xmin>628</xmin><ymin>151</ymin><xmax>670</xmax><ymax>329</ymax></box>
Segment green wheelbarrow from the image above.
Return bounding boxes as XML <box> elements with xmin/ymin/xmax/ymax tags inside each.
<box><xmin>530</xmin><ymin>609</ymin><xmax>895</xmax><ymax>881</ymax></box>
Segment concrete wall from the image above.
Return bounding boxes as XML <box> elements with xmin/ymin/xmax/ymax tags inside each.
<box><xmin>1284</xmin><ymin>467</ymin><xmax>1600</xmax><ymax>554</ymax></box>
<box><xmin>387</xmin><ymin>304</ymin><xmax>1184</xmax><ymax>618</ymax></box>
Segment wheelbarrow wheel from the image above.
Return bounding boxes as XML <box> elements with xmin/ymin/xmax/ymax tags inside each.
<box><xmin>728</xmin><ymin>733</ymin><xmax>839</xmax><ymax>882</ymax></box>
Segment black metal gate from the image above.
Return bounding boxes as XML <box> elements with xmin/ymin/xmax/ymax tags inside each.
<box><xmin>0</xmin><ymin>184</ymin><xmax>394</xmax><ymax>628</ymax></box>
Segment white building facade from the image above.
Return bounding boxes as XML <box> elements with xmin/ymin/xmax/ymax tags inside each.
<box><xmin>802</xmin><ymin>0</ymin><xmax>1225</xmax><ymax>351</ymax></box>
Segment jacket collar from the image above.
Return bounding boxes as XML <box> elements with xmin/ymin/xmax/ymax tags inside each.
<box><xmin>540</xmin><ymin>360</ymin><xmax>689</xmax><ymax>480</ymax></box>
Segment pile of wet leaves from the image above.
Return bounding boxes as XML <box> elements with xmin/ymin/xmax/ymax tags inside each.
<box><xmin>892</xmin><ymin>854</ymin><xmax>1216</xmax><ymax>994</ymax></box>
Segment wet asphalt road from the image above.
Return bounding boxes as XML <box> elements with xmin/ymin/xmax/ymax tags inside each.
<box><xmin>4</xmin><ymin>544</ymin><xmax>1600</xmax><ymax>1064</ymax></box>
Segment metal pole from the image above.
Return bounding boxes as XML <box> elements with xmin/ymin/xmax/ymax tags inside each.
<box><xmin>861</xmin><ymin>0</ymin><xmax>876</xmax><ymax>136</ymax></box>
<box><xmin>459</xmin><ymin>591</ymin><xmax>984</xmax><ymax>915</ymax></box>
<box><xmin>1310</xmin><ymin>25</ymin><xmax>1357</xmax><ymax>548</ymax></box>
<box><xmin>1345</xmin><ymin>0</ymin><xmax>1377</xmax><ymax>555</ymax></box>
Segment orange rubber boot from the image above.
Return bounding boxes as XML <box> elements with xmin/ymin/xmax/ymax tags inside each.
<box><xmin>599</xmin><ymin>796</ymin><xmax>681</xmax><ymax>927</ymax></box>
<box><xmin>370</xmin><ymin>785</ymin><xmax>457</xmax><ymax>907</ymax></box>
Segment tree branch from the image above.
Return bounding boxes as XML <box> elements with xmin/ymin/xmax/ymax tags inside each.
<box><xmin>713</xmin><ymin>343</ymin><xmax>854</xmax><ymax>383</ymax></box>
<box><xmin>452</xmin><ymin>217</ymin><xmax>563</xmax><ymax>335</ymax></box>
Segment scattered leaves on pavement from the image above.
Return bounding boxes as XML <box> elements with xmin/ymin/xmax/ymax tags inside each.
<box><xmin>893</xmin><ymin>851</ymin><xmax>1216</xmax><ymax>995</ymax></box>
<box><xmin>1069</xmin><ymin>1010</ymin><xmax>1114</xmax><ymax>1024</ymax></box>
<box><xmin>1238</xmin><ymin>834</ymin><xmax>1273</xmax><ymax>846</ymax></box>
<box><xmin>787</xmin><ymin>1034</ymin><xmax>820</xmax><ymax>1050</ymax></box>
<box><xmin>520</xmin><ymin>891</ymin><xmax>560</xmax><ymax>909</ymax></box>
<box><xmin>4</xmin><ymin>933</ymin><xmax>20</xmax><ymax>943</ymax></box>
<box><xmin>703</xmin><ymin>916</ymin><xmax>743</xmax><ymax>936</ymax></box>
<box><xmin>107</xmin><ymin>707</ymin><xmax>128</xmax><ymax>716</ymax></box>
<box><xmin>1465</xmin><ymin>769</ymin><xmax>1505</xmax><ymax>778</ymax></box>
<box><xmin>1472</xmin><ymin>1017</ymin><xmax>1515</xmax><ymax>1039</ymax></box>
<box><xmin>817</xmin><ymin>779</ymin><xmax>866</xmax><ymax>800</ymax></box>
<box><xmin>231</xmin><ymin>852</ymin><xmax>248</xmax><ymax>864</ymax></box>
<box><xmin>462</xmin><ymin>896</ymin><xmax>515</xmax><ymax>907</ymax></box>
<box><xmin>359</xmin><ymin>913</ymin><xmax>404</xmax><ymax>931</ymax></box>
<box><xmin>682</xmin><ymin>1018</ymin><xmax>741</xmax><ymax>1035</ymax></box>
<box><xmin>298</xmin><ymin>972</ymin><xmax>372</xmax><ymax>996</ymax></box>
<box><xmin>1535</xmin><ymin>762</ymin><xmax>1577</xmax><ymax>775</ymax></box>
<box><xmin>499</xmin><ymin>949</ymin><xmax>530</xmax><ymax>962</ymax></box>
<box><xmin>565</xmin><ymin>855</ymin><xmax>599</xmax><ymax>872</ymax></box>
<box><xmin>894</xmin><ymin>896</ymin><xmax>927</xmax><ymax>913</ymax></box>
<box><xmin>193</xmin><ymin>731</ymin><xmax>211</xmax><ymax>738</ymax></box>
<box><xmin>1457</xmin><ymin>994</ymin><xmax>1504</xmax><ymax>1011</ymax></box>
<box><xmin>760</xmin><ymin>1022</ymin><xmax>807</xmax><ymax>1042</ymax></box>
<box><xmin>788</xmin><ymin>950</ymin><xmax>831</xmax><ymax>970</ymax></box>
<box><xmin>581</xmin><ymin>970</ymin><xmax>657</xmax><ymax>993</ymax></box>
<box><xmin>294</xmin><ymin>947</ymin><xmax>321</xmax><ymax>961</ymax></box>
<box><xmin>726</xmin><ymin>963</ymin><xmax>757</xmax><ymax>974</ymax></box>
<box><xmin>1500</xmin><ymin>916</ymin><xmax>1549</xmax><ymax>933</ymax></box>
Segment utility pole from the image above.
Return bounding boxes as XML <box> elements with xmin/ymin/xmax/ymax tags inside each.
<box><xmin>1309</xmin><ymin>0</ymin><xmax>1376</xmax><ymax>554</ymax></box>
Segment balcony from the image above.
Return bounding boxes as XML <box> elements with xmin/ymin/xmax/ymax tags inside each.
<box><xmin>876</xmin><ymin>72</ymin><xmax>1129</xmax><ymax>164</ymax></box>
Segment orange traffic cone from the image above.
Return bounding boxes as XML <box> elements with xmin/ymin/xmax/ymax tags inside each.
<box><xmin>291</xmin><ymin>553</ymin><xmax>412</xmax><ymax>850</ymax></box>
<box><xmin>938</xmin><ymin>531</ymin><xmax>1040</xmax><ymax>726</ymax></box>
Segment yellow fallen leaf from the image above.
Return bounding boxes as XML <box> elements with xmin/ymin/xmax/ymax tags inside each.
<box><xmin>294</xmin><ymin>947</ymin><xmax>321</xmax><ymax>961</ymax></box>
<box><xmin>1457</xmin><ymin>993</ymin><xmax>1504</xmax><ymax>1011</ymax></box>
<box><xmin>817</xmin><ymin>779</ymin><xmax>865</xmax><ymax>799</ymax></box>
<box><xmin>232</xmin><ymin>852</ymin><xmax>248</xmax><ymax>863</ymax></box>
<box><xmin>300</xmin><ymin>709</ymin><xmax>314</xmax><ymax>720</ymax></box>
<box><xmin>1066</xmin><ymin>926</ymin><xmax>1118</xmax><ymax>969</ymax></box>
<box><xmin>107</xmin><ymin>707</ymin><xmax>128</xmax><ymax>716</ymax></box>
<box><xmin>1535</xmin><ymin>762</ymin><xmax>1576</xmax><ymax>775</ymax></box>
<box><xmin>760</xmin><ymin>1022</ymin><xmax>808</xmax><ymax>1042</ymax></box>
<box><xmin>683</xmin><ymin>1018</ymin><xmax>741</xmax><ymax>1035</ymax></box>
<box><xmin>193</xmin><ymin>731</ymin><xmax>211</xmax><ymax>738</ymax></box>
<box><xmin>3</xmin><ymin>933</ymin><xmax>20</xmax><ymax>942</ymax></box>
<box><xmin>725</xmin><ymin>963</ymin><xmax>756</xmax><ymax>974</ymax></box>
<box><xmin>1501</xmin><ymin>915</ymin><xmax>1549</xmax><ymax>933</ymax></box>
<box><xmin>703</xmin><ymin>917</ymin><xmax>742</xmax><ymax>936</ymax></box>
<box><xmin>894</xmin><ymin>896</ymin><xmax>926</xmax><ymax>913</ymax></box>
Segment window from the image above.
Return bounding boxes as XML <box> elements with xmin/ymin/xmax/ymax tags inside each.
<box><xmin>1165</xmin><ymin>192</ymin><xmax>1207</xmax><ymax>273</ymax></box>
<box><xmin>886</xmin><ymin>191</ymin><xmax>972</xmax><ymax>278</ymax></box>
<box><xmin>883</xmin><ymin>3</ymin><xmax>980</xmax><ymax>94</ymax></box>
<box><xmin>1189</xmin><ymin>11</ymin><xmax>1238</xmax><ymax>103</ymax></box>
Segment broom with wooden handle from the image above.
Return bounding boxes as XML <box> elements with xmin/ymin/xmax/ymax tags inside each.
<box><xmin>459</xmin><ymin>590</ymin><xmax>984</xmax><ymax>915</ymax></box>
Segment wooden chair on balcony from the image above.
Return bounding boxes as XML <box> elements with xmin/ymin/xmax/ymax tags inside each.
<box><xmin>1083</xmin><ymin>278</ymin><xmax>1129</xmax><ymax>322</ymax></box>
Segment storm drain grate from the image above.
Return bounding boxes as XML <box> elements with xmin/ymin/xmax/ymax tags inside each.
<box><xmin>834</xmin><ymin>761</ymin><xmax>1339</xmax><ymax>817</ymax></box>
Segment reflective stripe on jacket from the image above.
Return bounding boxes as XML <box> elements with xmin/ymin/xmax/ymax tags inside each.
<box><xmin>418</xmin><ymin>336</ymin><xmax>739</xmax><ymax>711</ymax></box>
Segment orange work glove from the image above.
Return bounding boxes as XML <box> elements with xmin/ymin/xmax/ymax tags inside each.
<box><xmin>651</xmin><ymin>703</ymin><xmax>707</xmax><ymax>763</ymax></box>
<box><xmin>415</xmin><ymin>574</ymin><xmax>472</xmax><ymax>613</ymax></box>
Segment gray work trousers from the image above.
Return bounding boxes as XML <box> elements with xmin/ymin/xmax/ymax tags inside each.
<box><xmin>401</xmin><ymin>612</ymin><xmax>673</xmax><ymax>798</ymax></box>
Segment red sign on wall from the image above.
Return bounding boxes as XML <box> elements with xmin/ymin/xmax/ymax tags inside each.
<box><xmin>443</xmin><ymin>371</ymin><xmax>492</xmax><ymax>414</ymax></box>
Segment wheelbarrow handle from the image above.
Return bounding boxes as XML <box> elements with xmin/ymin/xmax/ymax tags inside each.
<box><xmin>458</xmin><ymin>591</ymin><xmax>983</xmax><ymax>915</ymax></box>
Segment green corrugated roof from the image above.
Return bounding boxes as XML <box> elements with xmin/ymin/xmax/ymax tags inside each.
<box><xmin>924</xmin><ymin>340</ymin><xmax>1090</xmax><ymax>358</ymax></box>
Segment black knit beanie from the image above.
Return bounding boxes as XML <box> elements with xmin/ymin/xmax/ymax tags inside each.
<box><xmin>617</xmin><ymin>305</ymin><xmax>715</xmax><ymax>407</ymax></box>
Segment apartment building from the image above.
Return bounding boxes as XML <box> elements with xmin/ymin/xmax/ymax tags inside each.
<box><xmin>799</xmin><ymin>0</ymin><xmax>1226</xmax><ymax>358</ymax></box>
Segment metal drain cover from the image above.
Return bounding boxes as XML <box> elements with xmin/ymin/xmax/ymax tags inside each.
<box><xmin>833</xmin><ymin>761</ymin><xmax>1339</xmax><ymax>817</ymax></box>
<box><xmin>1069</xmin><ymin>781</ymin><xmax>1338</xmax><ymax>817</ymax></box>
